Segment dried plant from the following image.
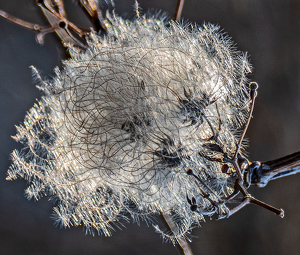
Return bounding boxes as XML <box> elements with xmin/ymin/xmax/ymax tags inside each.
<box><xmin>1</xmin><ymin>1</ymin><xmax>300</xmax><ymax>254</ymax></box>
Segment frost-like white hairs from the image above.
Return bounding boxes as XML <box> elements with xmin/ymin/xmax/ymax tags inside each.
<box><xmin>7</xmin><ymin>12</ymin><xmax>252</xmax><ymax>241</ymax></box>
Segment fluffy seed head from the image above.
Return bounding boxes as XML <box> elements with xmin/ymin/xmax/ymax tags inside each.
<box><xmin>7</xmin><ymin>12</ymin><xmax>252</xmax><ymax>240</ymax></box>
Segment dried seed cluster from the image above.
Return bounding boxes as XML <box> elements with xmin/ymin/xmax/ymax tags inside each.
<box><xmin>7</xmin><ymin>12</ymin><xmax>252</xmax><ymax>241</ymax></box>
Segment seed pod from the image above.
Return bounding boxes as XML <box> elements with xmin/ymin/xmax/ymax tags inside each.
<box><xmin>7</xmin><ymin>10</ymin><xmax>252</xmax><ymax>240</ymax></box>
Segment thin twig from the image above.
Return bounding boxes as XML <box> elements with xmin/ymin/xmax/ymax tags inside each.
<box><xmin>174</xmin><ymin>0</ymin><xmax>185</xmax><ymax>22</ymax></box>
<box><xmin>160</xmin><ymin>212</ymin><xmax>194</xmax><ymax>255</ymax></box>
<box><xmin>0</xmin><ymin>9</ymin><xmax>42</xmax><ymax>30</ymax></box>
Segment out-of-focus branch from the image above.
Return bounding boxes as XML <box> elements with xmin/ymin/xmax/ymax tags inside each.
<box><xmin>251</xmin><ymin>151</ymin><xmax>300</xmax><ymax>187</ymax></box>
<box><xmin>160</xmin><ymin>212</ymin><xmax>194</xmax><ymax>255</ymax></box>
<box><xmin>174</xmin><ymin>0</ymin><xmax>185</xmax><ymax>22</ymax></box>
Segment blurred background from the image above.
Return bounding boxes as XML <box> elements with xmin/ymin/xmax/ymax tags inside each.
<box><xmin>0</xmin><ymin>0</ymin><xmax>300</xmax><ymax>254</ymax></box>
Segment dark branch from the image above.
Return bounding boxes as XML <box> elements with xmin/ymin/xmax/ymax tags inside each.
<box><xmin>250</xmin><ymin>151</ymin><xmax>300</xmax><ymax>187</ymax></box>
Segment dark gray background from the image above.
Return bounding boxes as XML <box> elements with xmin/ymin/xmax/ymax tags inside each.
<box><xmin>0</xmin><ymin>0</ymin><xmax>300</xmax><ymax>254</ymax></box>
